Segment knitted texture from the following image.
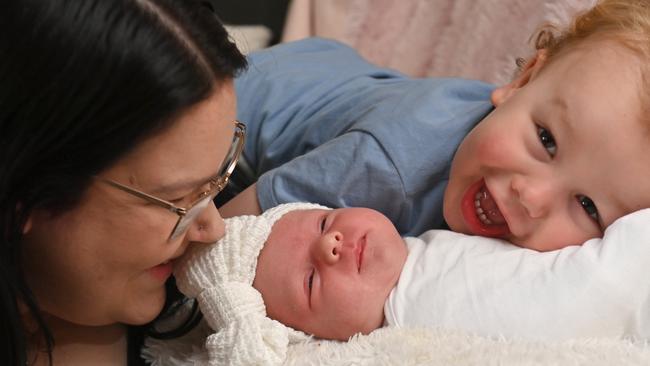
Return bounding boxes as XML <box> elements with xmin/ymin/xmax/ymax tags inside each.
<box><xmin>174</xmin><ymin>202</ymin><xmax>330</xmax><ymax>366</ymax></box>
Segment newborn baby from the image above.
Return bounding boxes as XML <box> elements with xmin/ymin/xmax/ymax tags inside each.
<box><xmin>173</xmin><ymin>202</ymin><xmax>406</xmax><ymax>364</ymax></box>
<box><xmin>252</xmin><ymin>202</ymin><xmax>407</xmax><ymax>340</ymax></box>
<box><xmin>173</xmin><ymin>202</ymin><xmax>650</xmax><ymax>365</ymax></box>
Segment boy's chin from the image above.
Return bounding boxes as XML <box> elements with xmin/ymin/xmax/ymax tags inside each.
<box><xmin>441</xmin><ymin>201</ymin><xmax>461</xmax><ymax>231</ymax></box>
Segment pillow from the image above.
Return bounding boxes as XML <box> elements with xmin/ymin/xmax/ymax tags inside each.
<box><xmin>385</xmin><ymin>208</ymin><xmax>650</xmax><ymax>341</ymax></box>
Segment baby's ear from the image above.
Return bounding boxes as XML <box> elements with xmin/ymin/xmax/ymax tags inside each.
<box><xmin>491</xmin><ymin>49</ymin><xmax>548</xmax><ymax>106</ymax></box>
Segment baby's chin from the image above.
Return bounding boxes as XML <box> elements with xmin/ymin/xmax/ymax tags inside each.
<box><xmin>311</xmin><ymin>310</ymin><xmax>386</xmax><ymax>341</ymax></box>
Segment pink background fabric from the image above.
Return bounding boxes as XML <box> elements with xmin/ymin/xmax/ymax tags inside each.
<box><xmin>282</xmin><ymin>0</ymin><xmax>596</xmax><ymax>85</ymax></box>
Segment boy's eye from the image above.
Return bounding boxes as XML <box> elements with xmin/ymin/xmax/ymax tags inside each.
<box><xmin>576</xmin><ymin>194</ymin><xmax>600</xmax><ymax>225</ymax></box>
<box><xmin>537</xmin><ymin>125</ymin><xmax>557</xmax><ymax>157</ymax></box>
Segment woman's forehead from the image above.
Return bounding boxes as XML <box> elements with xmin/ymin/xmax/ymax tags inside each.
<box><xmin>104</xmin><ymin>85</ymin><xmax>237</xmax><ymax>190</ymax></box>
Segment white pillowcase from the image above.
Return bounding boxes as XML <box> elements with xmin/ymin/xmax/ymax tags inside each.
<box><xmin>384</xmin><ymin>208</ymin><xmax>650</xmax><ymax>341</ymax></box>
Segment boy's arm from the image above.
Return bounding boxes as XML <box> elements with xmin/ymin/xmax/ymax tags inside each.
<box><xmin>219</xmin><ymin>183</ymin><xmax>261</xmax><ymax>218</ymax></box>
<box><xmin>234</xmin><ymin>39</ymin><xmax>493</xmax><ymax>235</ymax></box>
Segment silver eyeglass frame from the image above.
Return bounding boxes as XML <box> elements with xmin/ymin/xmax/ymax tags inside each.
<box><xmin>96</xmin><ymin>121</ymin><xmax>246</xmax><ymax>240</ymax></box>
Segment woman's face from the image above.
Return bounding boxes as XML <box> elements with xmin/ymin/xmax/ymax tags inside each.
<box><xmin>21</xmin><ymin>82</ymin><xmax>237</xmax><ymax>326</ymax></box>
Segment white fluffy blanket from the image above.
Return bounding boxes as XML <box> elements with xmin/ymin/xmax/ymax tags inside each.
<box><xmin>143</xmin><ymin>322</ymin><xmax>650</xmax><ymax>365</ymax></box>
<box><xmin>284</xmin><ymin>327</ymin><xmax>650</xmax><ymax>366</ymax></box>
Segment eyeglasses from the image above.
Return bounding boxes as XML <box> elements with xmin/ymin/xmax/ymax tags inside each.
<box><xmin>97</xmin><ymin>121</ymin><xmax>246</xmax><ymax>241</ymax></box>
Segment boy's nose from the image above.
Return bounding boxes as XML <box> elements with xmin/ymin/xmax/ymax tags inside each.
<box><xmin>510</xmin><ymin>175</ymin><xmax>557</xmax><ymax>219</ymax></box>
<box><xmin>314</xmin><ymin>231</ymin><xmax>343</xmax><ymax>265</ymax></box>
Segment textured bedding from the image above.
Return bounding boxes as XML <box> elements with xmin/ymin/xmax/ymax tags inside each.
<box><xmin>143</xmin><ymin>322</ymin><xmax>650</xmax><ymax>366</ymax></box>
<box><xmin>283</xmin><ymin>327</ymin><xmax>650</xmax><ymax>366</ymax></box>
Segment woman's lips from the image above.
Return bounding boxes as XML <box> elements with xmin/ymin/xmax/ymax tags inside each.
<box><xmin>148</xmin><ymin>261</ymin><xmax>173</xmax><ymax>281</ymax></box>
<box><xmin>461</xmin><ymin>179</ymin><xmax>510</xmax><ymax>238</ymax></box>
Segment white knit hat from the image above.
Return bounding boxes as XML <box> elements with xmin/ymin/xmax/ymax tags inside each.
<box><xmin>174</xmin><ymin>202</ymin><xmax>331</xmax><ymax>366</ymax></box>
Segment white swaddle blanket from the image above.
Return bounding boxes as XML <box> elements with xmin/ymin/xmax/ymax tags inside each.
<box><xmin>385</xmin><ymin>209</ymin><xmax>650</xmax><ymax>341</ymax></box>
<box><xmin>144</xmin><ymin>209</ymin><xmax>650</xmax><ymax>365</ymax></box>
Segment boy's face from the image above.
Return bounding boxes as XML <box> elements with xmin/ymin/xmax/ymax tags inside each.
<box><xmin>253</xmin><ymin>208</ymin><xmax>407</xmax><ymax>340</ymax></box>
<box><xmin>444</xmin><ymin>41</ymin><xmax>650</xmax><ymax>251</ymax></box>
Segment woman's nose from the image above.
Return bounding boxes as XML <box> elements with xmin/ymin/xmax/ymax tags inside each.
<box><xmin>184</xmin><ymin>201</ymin><xmax>225</xmax><ymax>244</ymax></box>
<box><xmin>314</xmin><ymin>231</ymin><xmax>343</xmax><ymax>265</ymax></box>
<box><xmin>510</xmin><ymin>175</ymin><xmax>556</xmax><ymax>219</ymax></box>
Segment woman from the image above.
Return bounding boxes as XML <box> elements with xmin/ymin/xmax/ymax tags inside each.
<box><xmin>1</xmin><ymin>0</ymin><xmax>246</xmax><ymax>364</ymax></box>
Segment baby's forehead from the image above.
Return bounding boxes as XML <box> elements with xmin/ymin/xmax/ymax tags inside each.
<box><xmin>276</xmin><ymin>208</ymin><xmax>329</xmax><ymax>224</ymax></box>
<box><xmin>270</xmin><ymin>209</ymin><xmax>322</xmax><ymax>237</ymax></box>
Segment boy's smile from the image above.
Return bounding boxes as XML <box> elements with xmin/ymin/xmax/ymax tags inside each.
<box><xmin>461</xmin><ymin>178</ymin><xmax>510</xmax><ymax>237</ymax></box>
<box><xmin>444</xmin><ymin>40</ymin><xmax>650</xmax><ymax>251</ymax></box>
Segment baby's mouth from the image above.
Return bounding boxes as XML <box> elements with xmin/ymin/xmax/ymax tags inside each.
<box><xmin>474</xmin><ymin>186</ymin><xmax>507</xmax><ymax>225</ymax></box>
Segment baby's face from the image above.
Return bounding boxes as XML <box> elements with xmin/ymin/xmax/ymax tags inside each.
<box><xmin>253</xmin><ymin>208</ymin><xmax>407</xmax><ymax>340</ymax></box>
<box><xmin>444</xmin><ymin>39</ymin><xmax>650</xmax><ymax>251</ymax></box>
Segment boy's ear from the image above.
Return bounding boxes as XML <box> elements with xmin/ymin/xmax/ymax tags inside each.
<box><xmin>491</xmin><ymin>49</ymin><xmax>548</xmax><ymax>106</ymax></box>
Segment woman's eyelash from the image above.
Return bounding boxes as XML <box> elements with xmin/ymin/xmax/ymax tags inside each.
<box><xmin>536</xmin><ymin>125</ymin><xmax>557</xmax><ymax>157</ymax></box>
<box><xmin>576</xmin><ymin>194</ymin><xmax>601</xmax><ymax>226</ymax></box>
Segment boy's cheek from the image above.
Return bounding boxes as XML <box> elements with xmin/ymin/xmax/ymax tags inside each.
<box><xmin>468</xmin><ymin>123</ymin><xmax>517</xmax><ymax>167</ymax></box>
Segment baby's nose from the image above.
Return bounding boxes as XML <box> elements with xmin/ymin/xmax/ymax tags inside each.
<box><xmin>315</xmin><ymin>231</ymin><xmax>343</xmax><ymax>265</ymax></box>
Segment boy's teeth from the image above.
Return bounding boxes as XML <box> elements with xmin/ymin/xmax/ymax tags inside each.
<box><xmin>474</xmin><ymin>188</ymin><xmax>505</xmax><ymax>226</ymax></box>
<box><xmin>474</xmin><ymin>197</ymin><xmax>493</xmax><ymax>225</ymax></box>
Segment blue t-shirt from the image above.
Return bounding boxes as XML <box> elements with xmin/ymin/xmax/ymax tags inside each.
<box><xmin>234</xmin><ymin>38</ymin><xmax>494</xmax><ymax>236</ymax></box>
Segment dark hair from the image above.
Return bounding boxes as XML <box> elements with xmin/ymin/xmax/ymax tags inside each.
<box><xmin>0</xmin><ymin>0</ymin><xmax>246</xmax><ymax>364</ymax></box>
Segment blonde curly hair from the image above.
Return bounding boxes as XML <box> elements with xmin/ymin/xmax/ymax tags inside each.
<box><xmin>521</xmin><ymin>0</ymin><xmax>650</xmax><ymax>69</ymax></box>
